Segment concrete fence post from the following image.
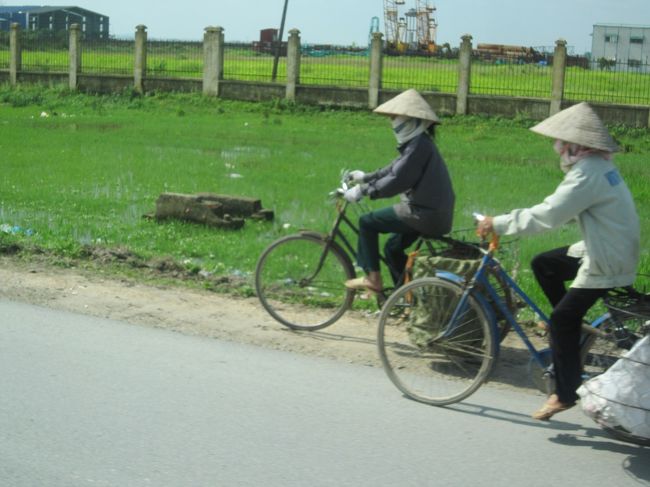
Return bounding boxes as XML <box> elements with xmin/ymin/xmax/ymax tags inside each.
<box><xmin>134</xmin><ymin>24</ymin><xmax>147</xmax><ymax>94</ymax></box>
<box><xmin>368</xmin><ymin>32</ymin><xmax>384</xmax><ymax>109</ymax></box>
<box><xmin>285</xmin><ymin>29</ymin><xmax>301</xmax><ymax>101</ymax></box>
<box><xmin>9</xmin><ymin>23</ymin><xmax>21</xmax><ymax>86</ymax></box>
<box><xmin>456</xmin><ymin>34</ymin><xmax>473</xmax><ymax>115</ymax></box>
<box><xmin>68</xmin><ymin>23</ymin><xmax>82</xmax><ymax>90</ymax></box>
<box><xmin>550</xmin><ymin>39</ymin><xmax>568</xmax><ymax>115</ymax></box>
<box><xmin>203</xmin><ymin>26</ymin><xmax>224</xmax><ymax>96</ymax></box>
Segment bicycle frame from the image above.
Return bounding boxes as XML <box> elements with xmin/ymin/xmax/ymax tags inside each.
<box><xmin>438</xmin><ymin>242</ymin><xmax>611</xmax><ymax>369</ymax></box>
<box><xmin>323</xmin><ymin>200</ymin><xmax>361</xmax><ymax>263</ymax></box>
<box><xmin>312</xmin><ymin>199</ymin><xmax>430</xmax><ymax>289</ymax></box>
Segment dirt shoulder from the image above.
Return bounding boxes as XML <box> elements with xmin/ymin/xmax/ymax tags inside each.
<box><xmin>0</xmin><ymin>255</ymin><xmax>544</xmax><ymax>394</ymax></box>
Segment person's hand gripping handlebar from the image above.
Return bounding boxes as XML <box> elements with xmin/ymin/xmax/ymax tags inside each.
<box><xmin>473</xmin><ymin>212</ymin><xmax>500</xmax><ymax>252</ymax></box>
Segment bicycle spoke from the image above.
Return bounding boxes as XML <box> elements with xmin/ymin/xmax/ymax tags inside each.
<box><xmin>378</xmin><ymin>277</ymin><xmax>496</xmax><ymax>405</ymax></box>
<box><xmin>255</xmin><ymin>234</ymin><xmax>355</xmax><ymax>330</ymax></box>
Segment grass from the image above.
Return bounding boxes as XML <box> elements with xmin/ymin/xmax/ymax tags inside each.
<box><xmin>1</xmin><ymin>86</ymin><xmax>649</xmax><ymax>313</ymax></box>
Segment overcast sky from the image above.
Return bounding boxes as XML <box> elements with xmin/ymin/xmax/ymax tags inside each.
<box><xmin>25</xmin><ymin>1</ymin><xmax>650</xmax><ymax>53</ymax></box>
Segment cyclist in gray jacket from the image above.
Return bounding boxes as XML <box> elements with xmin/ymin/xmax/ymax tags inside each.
<box><xmin>343</xmin><ymin>89</ymin><xmax>455</xmax><ymax>294</ymax></box>
<box><xmin>478</xmin><ymin>102</ymin><xmax>640</xmax><ymax>421</ymax></box>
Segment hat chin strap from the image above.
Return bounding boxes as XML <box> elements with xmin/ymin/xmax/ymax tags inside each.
<box><xmin>392</xmin><ymin>116</ymin><xmax>429</xmax><ymax>144</ymax></box>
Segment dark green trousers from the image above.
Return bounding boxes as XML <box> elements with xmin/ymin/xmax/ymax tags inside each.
<box><xmin>357</xmin><ymin>206</ymin><xmax>420</xmax><ymax>285</ymax></box>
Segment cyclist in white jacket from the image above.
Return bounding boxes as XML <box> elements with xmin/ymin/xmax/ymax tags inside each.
<box><xmin>477</xmin><ymin>102</ymin><xmax>640</xmax><ymax>420</ymax></box>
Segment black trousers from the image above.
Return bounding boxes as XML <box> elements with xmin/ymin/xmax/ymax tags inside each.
<box><xmin>357</xmin><ymin>206</ymin><xmax>420</xmax><ymax>285</ymax></box>
<box><xmin>531</xmin><ymin>247</ymin><xmax>608</xmax><ymax>403</ymax></box>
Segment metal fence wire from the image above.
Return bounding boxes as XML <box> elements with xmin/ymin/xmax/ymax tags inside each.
<box><xmin>81</xmin><ymin>37</ymin><xmax>134</xmax><ymax>75</ymax></box>
<box><xmin>0</xmin><ymin>32</ymin><xmax>8</xmax><ymax>69</ymax></box>
<box><xmin>300</xmin><ymin>46</ymin><xmax>369</xmax><ymax>87</ymax></box>
<box><xmin>469</xmin><ymin>51</ymin><xmax>553</xmax><ymax>98</ymax></box>
<box><xmin>22</xmin><ymin>32</ymin><xmax>69</xmax><ymax>72</ymax></box>
<box><xmin>383</xmin><ymin>54</ymin><xmax>458</xmax><ymax>93</ymax></box>
<box><xmin>4</xmin><ymin>33</ymin><xmax>650</xmax><ymax>106</ymax></box>
<box><xmin>146</xmin><ymin>38</ymin><xmax>202</xmax><ymax>78</ymax></box>
<box><xmin>565</xmin><ymin>59</ymin><xmax>650</xmax><ymax>105</ymax></box>
<box><xmin>223</xmin><ymin>42</ymin><xmax>282</xmax><ymax>83</ymax></box>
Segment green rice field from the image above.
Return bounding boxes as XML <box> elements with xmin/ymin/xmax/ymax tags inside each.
<box><xmin>1</xmin><ymin>87</ymin><xmax>648</xmax><ymax>312</ymax></box>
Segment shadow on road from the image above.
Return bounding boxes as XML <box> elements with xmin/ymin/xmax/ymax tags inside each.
<box><xmin>291</xmin><ymin>326</ymin><xmax>544</xmax><ymax>391</ymax></box>
<box><xmin>445</xmin><ymin>401</ymin><xmax>650</xmax><ymax>484</ymax></box>
<box><xmin>550</xmin><ymin>433</ymin><xmax>650</xmax><ymax>483</ymax></box>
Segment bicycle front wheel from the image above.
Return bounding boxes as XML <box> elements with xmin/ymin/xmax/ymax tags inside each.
<box><xmin>255</xmin><ymin>234</ymin><xmax>355</xmax><ymax>330</ymax></box>
<box><xmin>377</xmin><ymin>277</ymin><xmax>496</xmax><ymax>406</ymax></box>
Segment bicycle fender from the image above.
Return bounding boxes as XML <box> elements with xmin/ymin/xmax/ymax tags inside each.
<box><xmin>435</xmin><ymin>270</ymin><xmax>502</xmax><ymax>354</ymax></box>
<box><xmin>298</xmin><ymin>230</ymin><xmax>329</xmax><ymax>240</ymax></box>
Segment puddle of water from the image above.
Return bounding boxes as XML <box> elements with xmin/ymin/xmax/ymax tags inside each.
<box><xmin>220</xmin><ymin>146</ymin><xmax>271</xmax><ymax>162</ymax></box>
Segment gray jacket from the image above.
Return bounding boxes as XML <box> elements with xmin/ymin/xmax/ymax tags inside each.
<box><xmin>493</xmin><ymin>155</ymin><xmax>640</xmax><ymax>289</ymax></box>
<box><xmin>362</xmin><ymin>133</ymin><xmax>455</xmax><ymax>237</ymax></box>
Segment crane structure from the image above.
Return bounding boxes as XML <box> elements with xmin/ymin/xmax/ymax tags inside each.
<box><xmin>415</xmin><ymin>0</ymin><xmax>437</xmax><ymax>53</ymax></box>
<box><xmin>383</xmin><ymin>1</ymin><xmax>403</xmax><ymax>50</ymax></box>
<box><xmin>383</xmin><ymin>0</ymin><xmax>437</xmax><ymax>54</ymax></box>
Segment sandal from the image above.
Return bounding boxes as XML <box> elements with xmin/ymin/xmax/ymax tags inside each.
<box><xmin>531</xmin><ymin>401</ymin><xmax>576</xmax><ymax>421</ymax></box>
<box><xmin>345</xmin><ymin>277</ymin><xmax>383</xmax><ymax>294</ymax></box>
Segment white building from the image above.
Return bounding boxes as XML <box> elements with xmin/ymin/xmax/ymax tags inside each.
<box><xmin>591</xmin><ymin>24</ymin><xmax>650</xmax><ymax>72</ymax></box>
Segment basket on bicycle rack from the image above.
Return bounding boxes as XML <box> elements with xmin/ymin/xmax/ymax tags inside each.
<box><xmin>405</xmin><ymin>234</ymin><xmax>519</xmax><ymax>348</ymax></box>
<box><xmin>411</xmin><ymin>238</ymin><xmax>481</xmax><ymax>281</ymax></box>
<box><xmin>425</xmin><ymin>237</ymin><xmax>483</xmax><ymax>260</ymax></box>
<box><xmin>603</xmin><ymin>287</ymin><xmax>650</xmax><ymax>336</ymax></box>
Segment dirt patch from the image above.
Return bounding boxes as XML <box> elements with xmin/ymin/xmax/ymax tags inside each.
<box><xmin>0</xmin><ymin>253</ymin><xmax>546</xmax><ymax>394</ymax></box>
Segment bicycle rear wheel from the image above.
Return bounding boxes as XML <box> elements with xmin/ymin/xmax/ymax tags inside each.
<box><xmin>528</xmin><ymin>318</ymin><xmax>639</xmax><ymax>395</ymax></box>
<box><xmin>377</xmin><ymin>277</ymin><xmax>496</xmax><ymax>405</ymax></box>
<box><xmin>581</xmin><ymin>317</ymin><xmax>639</xmax><ymax>379</ymax></box>
<box><xmin>255</xmin><ymin>233</ymin><xmax>355</xmax><ymax>330</ymax></box>
<box><xmin>602</xmin><ymin>425</ymin><xmax>650</xmax><ymax>447</ymax></box>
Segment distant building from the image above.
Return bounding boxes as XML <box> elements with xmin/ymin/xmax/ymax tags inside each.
<box><xmin>591</xmin><ymin>23</ymin><xmax>650</xmax><ymax>72</ymax></box>
<box><xmin>0</xmin><ymin>6</ymin><xmax>109</xmax><ymax>38</ymax></box>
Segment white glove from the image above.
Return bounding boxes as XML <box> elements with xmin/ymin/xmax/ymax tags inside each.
<box><xmin>343</xmin><ymin>185</ymin><xmax>364</xmax><ymax>203</ymax></box>
<box><xmin>347</xmin><ymin>170</ymin><xmax>366</xmax><ymax>184</ymax></box>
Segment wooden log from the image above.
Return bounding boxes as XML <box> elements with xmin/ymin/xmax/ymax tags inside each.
<box><xmin>251</xmin><ymin>209</ymin><xmax>275</xmax><ymax>221</ymax></box>
<box><xmin>154</xmin><ymin>193</ymin><xmax>244</xmax><ymax>229</ymax></box>
<box><xmin>195</xmin><ymin>193</ymin><xmax>262</xmax><ymax>216</ymax></box>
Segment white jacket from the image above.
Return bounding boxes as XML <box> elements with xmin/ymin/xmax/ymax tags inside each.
<box><xmin>493</xmin><ymin>155</ymin><xmax>640</xmax><ymax>289</ymax></box>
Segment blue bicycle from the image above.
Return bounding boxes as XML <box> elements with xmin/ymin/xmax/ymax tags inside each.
<box><xmin>377</xmin><ymin>230</ymin><xmax>647</xmax><ymax>406</ymax></box>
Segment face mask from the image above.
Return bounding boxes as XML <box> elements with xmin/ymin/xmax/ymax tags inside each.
<box><xmin>391</xmin><ymin>116</ymin><xmax>427</xmax><ymax>144</ymax></box>
<box><xmin>554</xmin><ymin>140</ymin><xmax>575</xmax><ymax>174</ymax></box>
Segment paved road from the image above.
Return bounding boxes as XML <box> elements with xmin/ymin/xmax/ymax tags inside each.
<box><xmin>1</xmin><ymin>299</ymin><xmax>648</xmax><ymax>487</ymax></box>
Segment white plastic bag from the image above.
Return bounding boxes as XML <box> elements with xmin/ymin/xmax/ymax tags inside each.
<box><xmin>577</xmin><ymin>335</ymin><xmax>650</xmax><ymax>438</ymax></box>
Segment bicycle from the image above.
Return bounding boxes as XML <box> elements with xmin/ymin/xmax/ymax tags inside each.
<box><xmin>376</xmin><ymin>224</ymin><xmax>648</xmax><ymax>409</ymax></box>
<box><xmin>254</xmin><ymin>174</ymin><xmax>429</xmax><ymax>330</ymax></box>
<box><xmin>255</xmin><ymin>176</ymin><xmax>516</xmax><ymax>332</ymax></box>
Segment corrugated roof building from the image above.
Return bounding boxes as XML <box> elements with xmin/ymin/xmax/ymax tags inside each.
<box><xmin>0</xmin><ymin>5</ymin><xmax>109</xmax><ymax>38</ymax></box>
<box><xmin>592</xmin><ymin>23</ymin><xmax>650</xmax><ymax>72</ymax></box>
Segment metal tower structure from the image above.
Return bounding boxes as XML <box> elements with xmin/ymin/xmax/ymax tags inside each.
<box><xmin>369</xmin><ymin>15</ymin><xmax>380</xmax><ymax>46</ymax></box>
<box><xmin>416</xmin><ymin>0</ymin><xmax>437</xmax><ymax>52</ymax></box>
<box><xmin>383</xmin><ymin>0</ymin><xmax>437</xmax><ymax>53</ymax></box>
<box><xmin>383</xmin><ymin>0</ymin><xmax>406</xmax><ymax>50</ymax></box>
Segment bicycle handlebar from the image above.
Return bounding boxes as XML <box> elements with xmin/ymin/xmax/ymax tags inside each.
<box><xmin>329</xmin><ymin>171</ymin><xmax>350</xmax><ymax>196</ymax></box>
<box><xmin>473</xmin><ymin>212</ymin><xmax>500</xmax><ymax>253</ymax></box>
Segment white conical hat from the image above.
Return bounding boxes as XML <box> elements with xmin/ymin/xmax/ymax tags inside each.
<box><xmin>374</xmin><ymin>89</ymin><xmax>440</xmax><ymax>123</ymax></box>
<box><xmin>530</xmin><ymin>102</ymin><xmax>619</xmax><ymax>152</ymax></box>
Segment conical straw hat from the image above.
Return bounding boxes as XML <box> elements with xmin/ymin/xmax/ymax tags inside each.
<box><xmin>374</xmin><ymin>89</ymin><xmax>440</xmax><ymax>123</ymax></box>
<box><xmin>530</xmin><ymin>102</ymin><xmax>618</xmax><ymax>152</ymax></box>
